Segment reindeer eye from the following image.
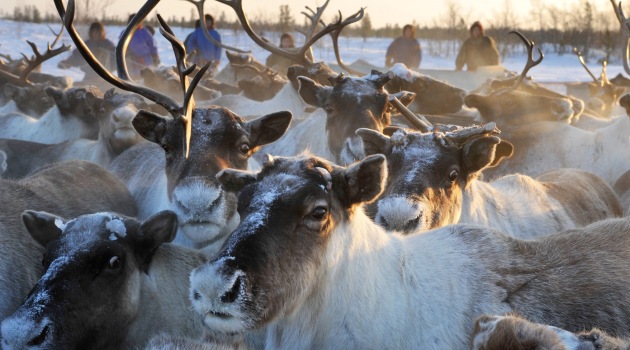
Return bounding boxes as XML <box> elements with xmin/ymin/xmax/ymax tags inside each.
<box><xmin>161</xmin><ymin>144</ymin><xmax>171</xmax><ymax>154</ymax></box>
<box><xmin>324</xmin><ymin>104</ymin><xmax>334</xmax><ymax>113</ymax></box>
<box><xmin>239</xmin><ymin>143</ymin><xmax>250</xmax><ymax>155</ymax></box>
<box><xmin>107</xmin><ymin>256</ymin><xmax>121</xmax><ymax>270</ymax></box>
<box><xmin>448</xmin><ymin>169</ymin><xmax>459</xmax><ymax>182</ymax></box>
<box><xmin>312</xmin><ymin>206</ymin><xmax>328</xmax><ymax>220</ymax></box>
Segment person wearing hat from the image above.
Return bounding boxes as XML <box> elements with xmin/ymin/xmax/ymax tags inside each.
<box><xmin>455</xmin><ymin>21</ymin><xmax>500</xmax><ymax>71</ymax></box>
<box><xmin>385</xmin><ymin>24</ymin><xmax>422</xmax><ymax>69</ymax></box>
<box><xmin>186</xmin><ymin>14</ymin><xmax>222</xmax><ymax>73</ymax></box>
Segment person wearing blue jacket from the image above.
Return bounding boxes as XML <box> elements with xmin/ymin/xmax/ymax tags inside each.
<box><xmin>186</xmin><ymin>14</ymin><xmax>222</xmax><ymax>72</ymax></box>
<box><xmin>122</xmin><ymin>13</ymin><xmax>160</xmax><ymax>78</ymax></box>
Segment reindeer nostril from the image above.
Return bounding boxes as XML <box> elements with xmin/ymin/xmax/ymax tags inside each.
<box><xmin>221</xmin><ymin>275</ymin><xmax>243</xmax><ymax>303</ymax></box>
<box><xmin>193</xmin><ymin>291</ymin><xmax>202</xmax><ymax>300</ymax></box>
<box><xmin>28</xmin><ymin>323</ymin><xmax>50</xmax><ymax>346</ymax></box>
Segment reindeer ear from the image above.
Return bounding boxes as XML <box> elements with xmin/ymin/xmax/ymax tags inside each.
<box><xmin>356</xmin><ymin>128</ymin><xmax>391</xmax><ymax>156</ymax></box>
<box><xmin>335</xmin><ymin>154</ymin><xmax>387</xmax><ymax>207</ymax></box>
<box><xmin>216</xmin><ymin>168</ymin><xmax>257</xmax><ymax>192</ymax></box>
<box><xmin>22</xmin><ymin>210</ymin><xmax>65</xmax><ymax>247</ymax></box>
<box><xmin>297</xmin><ymin>76</ymin><xmax>331</xmax><ymax>107</ymax></box>
<box><xmin>133</xmin><ymin>110</ymin><xmax>170</xmax><ymax>143</ymax></box>
<box><xmin>131</xmin><ymin>211</ymin><xmax>178</xmax><ymax>272</ymax></box>
<box><xmin>45</xmin><ymin>86</ymin><xmax>65</xmax><ymax>103</ymax></box>
<box><xmin>247</xmin><ymin>111</ymin><xmax>292</xmax><ymax>147</ymax></box>
<box><xmin>463</xmin><ymin>136</ymin><xmax>511</xmax><ymax>173</ymax></box>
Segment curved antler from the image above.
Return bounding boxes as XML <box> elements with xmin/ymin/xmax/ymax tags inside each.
<box><xmin>55</xmin><ymin>0</ymin><xmax>181</xmax><ymax>115</ymax></box>
<box><xmin>182</xmin><ymin>0</ymin><xmax>251</xmax><ymax>54</ymax></box>
<box><xmin>509</xmin><ymin>30</ymin><xmax>543</xmax><ymax>86</ymax></box>
<box><xmin>327</xmin><ymin>9</ymin><xmax>366</xmax><ymax>76</ymax></box>
<box><xmin>573</xmin><ymin>47</ymin><xmax>598</xmax><ymax>83</ymax></box>
<box><xmin>610</xmin><ymin>0</ymin><xmax>630</xmax><ymax>76</ymax></box>
<box><xmin>157</xmin><ymin>13</ymin><xmax>212</xmax><ymax>158</ymax></box>
<box><xmin>18</xmin><ymin>41</ymin><xmax>71</xmax><ymax>83</ymax></box>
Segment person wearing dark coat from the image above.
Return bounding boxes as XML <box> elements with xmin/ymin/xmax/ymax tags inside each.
<box><xmin>455</xmin><ymin>21</ymin><xmax>500</xmax><ymax>71</ymax></box>
<box><xmin>385</xmin><ymin>24</ymin><xmax>422</xmax><ymax>69</ymax></box>
<box><xmin>57</xmin><ymin>22</ymin><xmax>115</xmax><ymax>82</ymax></box>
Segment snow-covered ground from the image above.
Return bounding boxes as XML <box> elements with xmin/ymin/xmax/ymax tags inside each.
<box><xmin>0</xmin><ymin>18</ymin><xmax>625</xmax><ymax>85</ymax></box>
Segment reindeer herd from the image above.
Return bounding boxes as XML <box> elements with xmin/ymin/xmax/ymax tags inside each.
<box><xmin>3</xmin><ymin>0</ymin><xmax>630</xmax><ymax>349</ymax></box>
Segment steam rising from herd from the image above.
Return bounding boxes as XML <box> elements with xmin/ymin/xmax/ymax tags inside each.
<box><xmin>2</xmin><ymin>0</ymin><xmax>630</xmax><ymax>349</ymax></box>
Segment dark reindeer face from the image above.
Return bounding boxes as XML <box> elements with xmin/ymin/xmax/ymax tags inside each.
<box><xmin>133</xmin><ymin>106</ymin><xmax>292</xmax><ymax>247</ymax></box>
<box><xmin>298</xmin><ymin>73</ymin><xmax>409</xmax><ymax>165</ymax></box>
<box><xmin>1</xmin><ymin>211</ymin><xmax>177</xmax><ymax>350</ymax></box>
<box><xmin>46</xmin><ymin>86</ymin><xmax>104</xmax><ymax>139</ymax></box>
<box><xmin>385</xmin><ymin>64</ymin><xmax>466</xmax><ymax>115</ymax></box>
<box><xmin>465</xmin><ymin>89</ymin><xmax>575</xmax><ymax>126</ymax></box>
<box><xmin>238</xmin><ymin>74</ymin><xmax>286</xmax><ymax>102</ymax></box>
<box><xmin>5</xmin><ymin>83</ymin><xmax>53</xmax><ymax>116</ymax></box>
<box><xmin>189</xmin><ymin>154</ymin><xmax>386</xmax><ymax>339</ymax></box>
<box><xmin>359</xmin><ymin>128</ymin><xmax>513</xmax><ymax>234</ymax></box>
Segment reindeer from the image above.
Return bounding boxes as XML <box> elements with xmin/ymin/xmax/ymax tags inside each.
<box><xmin>0</xmin><ymin>34</ymin><xmax>72</xmax><ymax>116</ymax></box>
<box><xmin>0</xmin><ymin>89</ymin><xmax>147</xmax><ymax>179</ymax></box>
<box><xmin>0</xmin><ymin>160</ymin><xmax>137</xmax><ymax>323</ymax></box>
<box><xmin>0</xmin><ymin>85</ymin><xmax>103</xmax><ymax>143</ymax></box>
<box><xmin>465</xmin><ymin>31</ymin><xmax>582</xmax><ymax>126</ymax></box>
<box><xmin>256</xmin><ymin>71</ymin><xmax>417</xmax><ymax>165</ymax></box>
<box><xmin>614</xmin><ymin>169</ymin><xmax>630</xmax><ymax>216</ymax></box>
<box><xmin>0</xmin><ymin>211</ymin><xmax>206</xmax><ymax>350</ymax></box>
<box><xmin>569</xmin><ymin>48</ymin><xmax>626</xmax><ymax>120</ymax></box>
<box><xmin>472</xmin><ymin>314</ymin><xmax>630</xmax><ymax>350</ymax></box>
<box><xmin>55</xmin><ymin>0</ymin><xmax>292</xmax><ymax>251</ymax></box>
<box><xmin>188</xmin><ymin>154</ymin><xmax>630</xmax><ymax>349</ymax></box>
<box><xmin>357</xmin><ymin>114</ymin><xmax>621</xmax><ymax>237</ymax></box>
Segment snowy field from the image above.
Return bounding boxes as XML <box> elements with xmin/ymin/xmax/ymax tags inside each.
<box><xmin>0</xmin><ymin>18</ymin><xmax>626</xmax><ymax>86</ymax></box>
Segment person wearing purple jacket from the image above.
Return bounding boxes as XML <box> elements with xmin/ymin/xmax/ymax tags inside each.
<box><xmin>122</xmin><ymin>13</ymin><xmax>160</xmax><ymax>78</ymax></box>
<box><xmin>385</xmin><ymin>24</ymin><xmax>422</xmax><ymax>69</ymax></box>
<box><xmin>185</xmin><ymin>14</ymin><xmax>222</xmax><ymax>73</ymax></box>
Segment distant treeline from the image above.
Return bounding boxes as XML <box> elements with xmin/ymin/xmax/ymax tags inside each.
<box><xmin>3</xmin><ymin>1</ymin><xmax>623</xmax><ymax>63</ymax></box>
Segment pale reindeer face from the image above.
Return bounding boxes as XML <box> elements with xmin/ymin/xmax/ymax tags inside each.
<box><xmin>132</xmin><ymin>106</ymin><xmax>292</xmax><ymax>247</ymax></box>
<box><xmin>188</xmin><ymin>155</ymin><xmax>387</xmax><ymax>340</ymax></box>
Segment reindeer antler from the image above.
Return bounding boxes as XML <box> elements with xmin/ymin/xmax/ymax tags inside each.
<box><xmin>610</xmin><ymin>1</ymin><xmax>630</xmax><ymax>76</ymax></box>
<box><xmin>509</xmin><ymin>30</ymin><xmax>543</xmax><ymax>87</ymax></box>
<box><xmin>55</xmin><ymin>0</ymin><xmax>209</xmax><ymax>158</ymax></box>
<box><xmin>326</xmin><ymin>9</ymin><xmax>366</xmax><ymax>76</ymax></box>
<box><xmin>298</xmin><ymin>0</ymin><xmax>329</xmax><ymax>40</ymax></box>
<box><xmin>573</xmin><ymin>47</ymin><xmax>598</xmax><ymax>83</ymax></box>
<box><xmin>182</xmin><ymin>0</ymin><xmax>251</xmax><ymax>54</ymax></box>
<box><xmin>389</xmin><ymin>95</ymin><xmax>432</xmax><ymax>133</ymax></box>
<box><xmin>442</xmin><ymin>122</ymin><xmax>500</xmax><ymax>143</ymax></box>
<box><xmin>18</xmin><ymin>41</ymin><xmax>71</xmax><ymax>84</ymax></box>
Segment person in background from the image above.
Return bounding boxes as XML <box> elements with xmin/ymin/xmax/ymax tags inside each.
<box><xmin>122</xmin><ymin>13</ymin><xmax>160</xmax><ymax>78</ymax></box>
<box><xmin>385</xmin><ymin>24</ymin><xmax>421</xmax><ymax>69</ymax></box>
<box><xmin>455</xmin><ymin>21</ymin><xmax>500</xmax><ymax>71</ymax></box>
<box><xmin>185</xmin><ymin>14</ymin><xmax>222</xmax><ymax>72</ymax></box>
<box><xmin>265</xmin><ymin>33</ymin><xmax>314</xmax><ymax>77</ymax></box>
<box><xmin>58</xmin><ymin>22</ymin><xmax>115</xmax><ymax>82</ymax></box>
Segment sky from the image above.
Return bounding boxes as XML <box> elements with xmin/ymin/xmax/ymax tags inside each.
<box><xmin>1</xmin><ymin>0</ymin><xmax>613</xmax><ymax>29</ymax></box>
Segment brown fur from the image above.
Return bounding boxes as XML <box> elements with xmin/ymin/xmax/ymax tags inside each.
<box><xmin>614</xmin><ymin>169</ymin><xmax>630</xmax><ymax>216</ymax></box>
<box><xmin>473</xmin><ymin>314</ymin><xmax>630</xmax><ymax>350</ymax></box>
<box><xmin>537</xmin><ymin>169</ymin><xmax>623</xmax><ymax>224</ymax></box>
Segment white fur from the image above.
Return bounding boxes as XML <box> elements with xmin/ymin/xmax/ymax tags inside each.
<box><xmin>191</xmin><ymin>210</ymin><xmax>513</xmax><ymax>349</ymax></box>
<box><xmin>258</xmin><ymin>109</ymin><xmax>335</xmax><ymax>162</ymax></box>
<box><xmin>492</xmin><ymin>116</ymin><xmax>630</xmax><ymax>184</ymax></box>
<box><xmin>0</xmin><ymin>106</ymin><xmax>92</xmax><ymax>144</ymax></box>
<box><xmin>204</xmin><ymin>84</ymin><xmax>309</xmax><ymax>120</ymax></box>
